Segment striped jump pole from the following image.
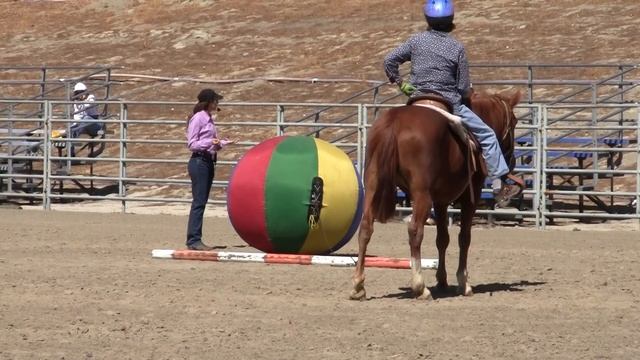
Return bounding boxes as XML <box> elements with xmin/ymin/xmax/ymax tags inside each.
<box><xmin>152</xmin><ymin>250</ymin><xmax>438</xmax><ymax>270</ymax></box>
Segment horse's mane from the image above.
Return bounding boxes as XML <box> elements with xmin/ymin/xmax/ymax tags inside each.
<box><xmin>469</xmin><ymin>89</ymin><xmax>522</xmax><ymax>137</ymax></box>
<box><xmin>471</xmin><ymin>90</ymin><xmax>522</xmax><ymax>114</ymax></box>
<box><xmin>471</xmin><ymin>89</ymin><xmax>522</xmax><ymax>170</ymax></box>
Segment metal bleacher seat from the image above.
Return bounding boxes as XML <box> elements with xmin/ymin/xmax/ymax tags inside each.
<box><xmin>516</xmin><ymin>135</ymin><xmax>629</xmax><ymax>168</ymax></box>
<box><xmin>0</xmin><ymin>137</ymin><xmax>42</xmax><ymax>198</ymax></box>
<box><xmin>51</xmin><ymin>124</ymin><xmax>107</xmax><ymax>195</ymax></box>
<box><xmin>510</xmin><ymin>134</ymin><xmax>632</xmax><ymax>215</ymax></box>
<box><xmin>516</xmin><ymin>136</ymin><xmax>629</xmax><ymax>147</ymax></box>
<box><xmin>396</xmin><ymin>188</ymin><xmax>410</xmax><ymax>208</ymax></box>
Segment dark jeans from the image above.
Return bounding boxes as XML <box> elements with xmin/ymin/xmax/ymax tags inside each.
<box><xmin>186</xmin><ymin>153</ymin><xmax>215</xmax><ymax>247</ymax></box>
<box><xmin>69</xmin><ymin>118</ymin><xmax>104</xmax><ymax>157</ymax></box>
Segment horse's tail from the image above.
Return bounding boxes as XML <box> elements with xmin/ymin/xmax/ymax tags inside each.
<box><xmin>368</xmin><ymin>113</ymin><xmax>399</xmax><ymax>223</ymax></box>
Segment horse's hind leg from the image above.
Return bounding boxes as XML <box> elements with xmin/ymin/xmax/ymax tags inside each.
<box><xmin>433</xmin><ymin>202</ymin><xmax>450</xmax><ymax>290</ymax></box>
<box><xmin>407</xmin><ymin>191</ymin><xmax>432</xmax><ymax>300</ymax></box>
<box><xmin>350</xmin><ymin>194</ymin><xmax>374</xmax><ymax>301</ymax></box>
<box><xmin>457</xmin><ymin>199</ymin><xmax>476</xmax><ymax>297</ymax></box>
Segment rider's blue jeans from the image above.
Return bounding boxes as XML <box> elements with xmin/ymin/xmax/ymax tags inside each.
<box><xmin>69</xmin><ymin>116</ymin><xmax>103</xmax><ymax>157</ymax></box>
<box><xmin>455</xmin><ymin>105</ymin><xmax>509</xmax><ymax>179</ymax></box>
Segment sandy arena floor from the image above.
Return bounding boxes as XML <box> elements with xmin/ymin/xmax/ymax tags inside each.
<box><xmin>2</xmin><ymin>1</ymin><xmax>640</xmax><ymax>358</ymax></box>
<box><xmin>1</xmin><ymin>208</ymin><xmax>639</xmax><ymax>359</ymax></box>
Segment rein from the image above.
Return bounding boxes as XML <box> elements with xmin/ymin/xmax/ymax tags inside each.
<box><xmin>496</xmin><ymin>98</ymin><xmax>525</xmax><ymax>190</ymax></box>
<box><xmin>498</xmin><ymin>98</ymin><xmax>514</xmax><ymax>144</ymax></box>
<box><xmin>497</xmin><ymin>98</ymin><xmax>517</xmax><ymax>168</ymax></box>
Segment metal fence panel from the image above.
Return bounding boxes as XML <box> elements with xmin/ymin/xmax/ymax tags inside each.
<box><xmin>0</xmin><ymin>100</ymin><xmax>638</xmax><ymax>228</ymax></box>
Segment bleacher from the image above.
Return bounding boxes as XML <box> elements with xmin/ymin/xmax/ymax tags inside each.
<box><xmin>0</xmin><ymin>66</ymin><xmax>115</xmax><ymax>201</ymax></box>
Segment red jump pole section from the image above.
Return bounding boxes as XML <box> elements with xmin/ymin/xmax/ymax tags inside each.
<box><xmin>152</xmin><ymin>250</ymin><xmax>438</xmax><ymax>270</ymax></box>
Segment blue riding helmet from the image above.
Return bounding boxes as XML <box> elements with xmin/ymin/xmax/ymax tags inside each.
<box><xmin>423</xmin><ymin>0</ymin><xmax>454</xmax><ymax>19</ymax></box>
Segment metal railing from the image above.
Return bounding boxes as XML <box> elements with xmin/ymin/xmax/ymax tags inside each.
<box><xmin>1</xmin><ymin>100</ymin><xmax>638</xmax><ymax>228</ymax></box>
<box><xmin>289</xmin><ymin>64</ymin><xmax>640</xmax><ymax>156</ymax></box>
<box><xmin>0</xmin><ymin>65</ymin><xmax>115</xmax><ymax>120</ymax></box>
<box><xmin>539</xmin><ymin>104</ymin><xmax>640</xmax><ymax>228</ymax></box>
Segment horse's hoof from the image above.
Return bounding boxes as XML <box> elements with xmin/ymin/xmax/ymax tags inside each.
<box><xmin>349</xmin><ymin>288</ymin><xmax>366</xmax><ymax>301</ymax></box>
<box><xmin>458</xmin><ymin>285</ymin><xmax>473</xmax><ymax>297</ymax></box>
<box><xmin>436</xmin><ymin>281</ymin><xmax>449</xmax><ymax>291</ymax></box>
<box><xmin>411</xmin><ymin>280</ymin><xmax>431</xmax><ymax>300</ymax></box>
<box><xmin>416</xmin><ymin>289</ymin><xmax>433</xmax><ymax>300</ymax></box>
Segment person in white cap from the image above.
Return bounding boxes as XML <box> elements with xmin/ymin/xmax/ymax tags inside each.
<box><xmin>69</xmin><ymin>82</ymin><xmax>104</xmax><ymax>157</ymax></box>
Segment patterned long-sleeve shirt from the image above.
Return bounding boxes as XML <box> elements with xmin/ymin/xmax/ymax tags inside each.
<box><xmin>187</xmin><ymin>110</ymin><xmax>221</xmax><ymax>154</ymax></box>
<box><xmin>384</xmin><ymin>30</ymin><xmax>471</xmax><ymax>110</ymax></box>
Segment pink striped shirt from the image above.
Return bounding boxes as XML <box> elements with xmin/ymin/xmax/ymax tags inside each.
<box><xmin>186</xmin><ymin>110</ymin><xmax>221</xmax><ymax>154</ymax></box>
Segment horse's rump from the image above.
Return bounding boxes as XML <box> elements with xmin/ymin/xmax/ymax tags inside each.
<box><xmin>366</xmin><ymin>106</ymin><xmax>457</xmax><ymax>222</ymax></box>
<box><xmin>366</xmin><ymin>111</ymin><xmax>400</xmax><ymax>222</ymax></box>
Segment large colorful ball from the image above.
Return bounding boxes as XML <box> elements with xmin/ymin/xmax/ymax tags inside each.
<box><xmin>227</xmin><ymin>136</ymin><xmax>363</xmax><ymax>255</ymax></box>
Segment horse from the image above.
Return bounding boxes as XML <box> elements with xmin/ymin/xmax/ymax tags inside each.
<box><xmin>350</xmin><ymin>90</ymin><xmax>522</xmax><ymax>300</ymax></box>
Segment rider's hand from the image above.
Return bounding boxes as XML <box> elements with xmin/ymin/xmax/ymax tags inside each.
<box><xmin>399</xmin><ymin>81</ymin><xmax>416</xmax><ymax>96</ymax></box>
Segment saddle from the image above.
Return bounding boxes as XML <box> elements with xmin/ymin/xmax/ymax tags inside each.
<box><xmin>407</xmin><ymin>93</ymin><xmax>453</xmax><ymax>113</ymax></box>
<box><xmin>408</xmin><ymin>94</ymin><xmax>487</xmax><ymax>178</ymax></box>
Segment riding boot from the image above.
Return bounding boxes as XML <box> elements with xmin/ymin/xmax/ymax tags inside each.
<box><xmin>493</xmin><ymin>174</ymin><xmax>524</xmax><ymax>208</ymax></box>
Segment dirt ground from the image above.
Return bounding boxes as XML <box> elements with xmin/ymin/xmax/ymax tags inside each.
<box><xmin>1</xmin><ymin>208</ymin><xmax>639</xmax><ymax>359</ymax></box>
<box><xmin>1</xmin><ymin>2</ymin><xmax>640</xmax><ymax>358</ymax></box>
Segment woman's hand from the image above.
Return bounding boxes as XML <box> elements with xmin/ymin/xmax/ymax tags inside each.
<box><xmin>213</xmin><ymin>138</ymin><xmax>235</xmax><ymax>148</ymax></box>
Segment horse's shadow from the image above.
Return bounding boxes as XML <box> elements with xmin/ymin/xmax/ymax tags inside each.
<box><xmin>374</xmin><ymin>280</ymin><xmax>546</xmax><ymax>300</ymax></box>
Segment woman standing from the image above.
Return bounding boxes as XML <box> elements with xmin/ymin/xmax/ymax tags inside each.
<box><xmin>186</xmin><ymin>88</ymin><xmax>233</xmax><ymax>251</ymax></box>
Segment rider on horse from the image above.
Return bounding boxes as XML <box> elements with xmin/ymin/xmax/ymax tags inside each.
<box><xmin>383</xmin><ymin>0</ymin><xmax>521</xmax><ymax>205</ymax></box>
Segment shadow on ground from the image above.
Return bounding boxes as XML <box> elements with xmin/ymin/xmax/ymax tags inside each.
<box><xmin>372</xmin><ymin>280</ymin><xmax>546</xmax><ymax>300</ymax></box>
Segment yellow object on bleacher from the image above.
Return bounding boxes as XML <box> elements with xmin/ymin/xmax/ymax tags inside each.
<box><xmin>51</xmin><ymin>130</ymin><xmax>66</xmax><ymax>138</ymax></box>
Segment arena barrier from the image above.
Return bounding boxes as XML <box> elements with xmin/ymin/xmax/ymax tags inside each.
<box><xmin>1</xmin><ymin>99</ymin><xmax>639</xmax><ymax>229</ymax></box>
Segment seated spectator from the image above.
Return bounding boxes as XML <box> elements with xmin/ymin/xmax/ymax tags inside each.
<box><xmin>69</xmin><ymin>82</ymin><xmax>104</xmax><ymax>157</ymax></box>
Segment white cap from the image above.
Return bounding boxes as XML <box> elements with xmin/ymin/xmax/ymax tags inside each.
<box><xmin>74</xmin><ymin>82</ymin><xmax>87</xmax><ymax>92</ymax></box>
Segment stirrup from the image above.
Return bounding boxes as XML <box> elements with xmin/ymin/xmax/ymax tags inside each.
<box><xmin>494</xmin><ymin>184</ymin><xmax>522</xmax><ymax>208</ymax></box>
<box><xmin>505</xmin><ymin>173</ymin><xmax>525</xmax><ymax>190</ymax></box>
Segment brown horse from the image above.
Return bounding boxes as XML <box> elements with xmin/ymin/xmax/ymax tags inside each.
<box><xmin>350</xmin><ymin>90</ymin><xmax>522</xmax><ymax>300</ymax></box>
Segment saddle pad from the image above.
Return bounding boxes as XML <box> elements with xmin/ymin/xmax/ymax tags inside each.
<box><xmin>413</xmin><ymin>103</ymin><xmax>462</xmax><ymax>125</ymax></box>
<box><xmin>413</xmin><ymin>103</ymin><xmax>469</xmax><ymax>149</ymax></box>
